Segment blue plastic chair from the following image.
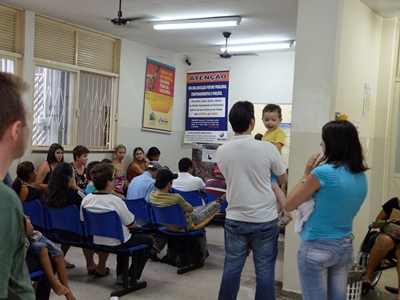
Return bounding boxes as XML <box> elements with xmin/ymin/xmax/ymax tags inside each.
<box><xmin>123</xmin><ymin>198</ymin><xmax>153</xmax><ymax>231</ymax></box>
<box><xmin>82</xmin><ymin>208</ymin><xmax>149</xmax><ymax>297</ymax></box>
<box><xmin>22</xmin><ymin>199</ymin><xmax>47</xmax><ymax>233</ymax></box>
<box><xmin>29</xmin><ymin>270</ymin><xmax>45</xmax><ymax>279</ymax></box>
<box><xmin>172</xmin><ymin>188</ymin><xmax>203</xmax><ymax>207</ymax></box>
<box><xmin>45</xmin><ymin>205</ymin><xmax>86</xmax><ymax>246</ymax></box>
<box><xmin>149</xmin><ymin>203</ymin><xmax>205</xmax><ymax>274</ymax></box>
<box><xmin>204</xmin><ymin>192</ymin><xmax>227</xmax><ymax>223</ymax></box>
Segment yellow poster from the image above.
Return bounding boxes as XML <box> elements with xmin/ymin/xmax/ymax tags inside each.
<box><xmin>142</xmin><ymin>59</ymin><xmax>175</xmax><ymax>133</ymax></box>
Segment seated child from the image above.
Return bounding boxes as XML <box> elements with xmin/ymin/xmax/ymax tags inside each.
<box><xmin>25</xmin><ymin>215</ymin><xmax>76</xmax><ymax>300</ymax></box>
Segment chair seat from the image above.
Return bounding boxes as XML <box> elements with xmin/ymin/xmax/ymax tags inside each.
<box><xmin>29</xmin><ymin>270</ymin><xmax>45</xmax><ymax>279</ymax></box>
<box><xmin>157</xmin><ymin>226</ymin><xmax>205</xmax><ymax>237</ymax></box>
<box><xmin>90</xmin><ymin>243</ymin><xmax>149</xmax><ymax>255</ymax></box>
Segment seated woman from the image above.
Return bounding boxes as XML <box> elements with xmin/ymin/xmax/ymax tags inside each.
<box><xmin>12</xmin><ymin>161</ymin><xmax>42</xmax><ymax>202</ymax></box>
<box><xmin>45</xmin><ymin>162</ymin><xmax>109</xmax><ymax>276</ymax></box>
<box><xmin>127</xmin><ymin>147</ymin><xmax>149</xmax><ymax>183</ymax></box>
<box><xmin>70</xmin><ymin>145</ymin><xmax>89</xmax><ymax>192</ymax></box>
<box><xmin>81</xmin><ymin>163</ymin><xmax>152</xmax><ymax>285</ymax></box>
<box><xmin>364</xmin><ymin>197</ymin><xmax>400</xmax><ymax>298</ymax></box>
<box><xmin>35</xmin><ymin>143</ymin><xmax>64</xmax><ymax>191</ymax></box>
<box><xmin>112</xmin><ymin>144</ymin><xmax>129</xmax><ymax>195</ymax></box>
<box><xmin>147</xmin><ymin>146</ymin><xmax>161</xmax><ymax>162</ymax></box>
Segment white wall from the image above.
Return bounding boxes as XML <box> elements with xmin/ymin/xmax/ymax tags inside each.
<box><xmin>283</xmin><ymin>0</ymin><xmax>398</xmax><ymax>295</ymax></box>
<box><xmin>9</xmin><ymin>9</ymin><xmax>295</xmax><ymax>178</ymax></box>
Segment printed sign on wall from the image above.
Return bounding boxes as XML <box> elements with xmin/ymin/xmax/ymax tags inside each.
<box><xmin>184</xmin><ymin>71</ymin><xmax>229</xmax><ymax>143</ymax></box>
<box><xmin>142</xmin><ymin>58</ymin><xmax>175</xmax><ymax>133</ymax></box>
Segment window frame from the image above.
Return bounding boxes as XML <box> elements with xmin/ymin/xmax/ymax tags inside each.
<box><xmin>31</xmin><ymin>59</ymin><xmax>119</xmax><ymax>151</ymax></box>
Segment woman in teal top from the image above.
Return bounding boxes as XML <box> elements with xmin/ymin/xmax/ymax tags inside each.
<box><xmin>284</xmin><ymin>120</ymin><xmax>368</xmax><ymax>300</ymax></box>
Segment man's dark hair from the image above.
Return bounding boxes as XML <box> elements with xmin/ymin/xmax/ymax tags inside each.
<box><xmin>254</xmin><ymin>133</ymin><xmax>263</xmax><ymax>140</ymax></box>
<box><xmin>0</xmin><ymin>72</ymin><xmax>29</xmax><ymax>139</ymax></box>
<box><xmin>262</xmin><ymin>104</ymin><xmax>282</xmax><ymax>119</ymax></box>
<box><xmin>91</xmin><ymin>163</ymin><xmax>114</xmax><ymax>191</ymax></box>
<box><xmin>72</xmin><ymin>145</ymin><xmax>89</xmax><ymax>161</ymax></box>
<box><xmin>178</xmin><ymin>157</ymin><xmax>192</xmax><ymax>172</ymax></box>
<box><xmin>229</xmin><ymin>101</ymin><xmax>255</xmax><ymax>133</ymax></box>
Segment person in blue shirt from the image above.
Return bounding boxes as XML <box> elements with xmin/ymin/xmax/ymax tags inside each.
<box><xmin>284</xmin><ymin>120</ymin><xmax>369</xmax><ymax>300</ymax></box>
<box><xmin>126</xmin><ymin>161</ymin><xmax>163</xmax><ymax>202</ymax></box>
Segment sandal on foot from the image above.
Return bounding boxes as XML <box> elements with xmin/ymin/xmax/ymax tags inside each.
<box><xmin>64</xmin><ymin>259</ymin><xmax>75</xmax><ymax>269</ymax></box>
<box><xmin>87</xmin><ymin>269</ymin><xmax>96</xmax><ymax>275</ymax></box>
<box><xmin>93</xmin><ymin>267</ymin><xmax>110</xmax><ymax>277</ymax></box>
<box><xmin>362</xmin><ymin>280</ymin><xmax>374</xmax><ymax>294</ymax></box>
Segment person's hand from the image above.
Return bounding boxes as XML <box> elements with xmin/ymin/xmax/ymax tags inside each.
<box><xmin>304</xmin><ymin>153</ymin><xmax>323</xmax><ymax>176</ymax></box>
<box><xmin>184</xmin><ymin>211</ymin><xmax>191</xmax><ymax>219</ymax></box>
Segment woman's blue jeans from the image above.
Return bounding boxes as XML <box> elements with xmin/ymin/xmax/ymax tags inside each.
<box><xmin>297</xmin><ymin>238</ymin><xmax>354</xmax><ymax>300</ymax></box>
<box><xmin>218</xmin><ymin>218</ymin><xmax>279</xmax><ymax>300</ymax></box>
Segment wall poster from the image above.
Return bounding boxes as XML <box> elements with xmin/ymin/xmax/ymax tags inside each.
<box><xmin>142</xmin><ymin>58</ymin><xmax>175</xmax><ymax>133</ymax></box>
<box><xmin>184</xmin><ymin>70</ymin><xmax>229</xmax><ymax>143</ymax></box>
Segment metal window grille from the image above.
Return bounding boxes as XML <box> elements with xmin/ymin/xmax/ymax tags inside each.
<box><xmin>77</xmin><ymin>72</ymin><xmax>114</xmax><ymax>149</ymax></box>
<box><xmin>32</xmin><ymin>66</ymin><xmax>74</xmax><ymax>146</ymax></box>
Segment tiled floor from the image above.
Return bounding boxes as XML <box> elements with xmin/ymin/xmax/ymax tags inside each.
<box><xmin>48</xmin><ymin>224</ymin><xmax>399</xmax><ymax>300</ymax></box>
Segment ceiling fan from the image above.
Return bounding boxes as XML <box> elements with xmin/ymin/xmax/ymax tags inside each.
<box><xmin>219</xmin><ymin>32</ymin><xmax>258</xmax><ymax>59</ymax></box>
<box><xmin>219</xmin><ymin>32</ymin><xmax>233</xmax><ymax>59</ymax></box>
<box><xmin>110</xmin><ymin>0</ymin><xmax>138</xmax><ymax>26</ymax></box>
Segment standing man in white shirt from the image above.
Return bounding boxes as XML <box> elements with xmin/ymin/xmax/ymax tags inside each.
<box><xmin>172</xmin><ymin>157</ymin><xmax>205</xmax><ymax>192</ymax></box>
<box><xmin>217</xmin><ymin>101</ymin><xmax>287</xmax><ymax>300</ymax></box>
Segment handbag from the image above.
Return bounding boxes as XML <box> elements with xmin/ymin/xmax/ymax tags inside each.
<box><xmin>372</xmin><ymin>219</ymin><xmax>400</xmax><ymax>241</ymax></box>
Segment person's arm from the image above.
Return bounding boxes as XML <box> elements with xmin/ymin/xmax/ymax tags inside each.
<box><xmin>273</xmin><ymin>142</ymin><xmax>283</xmax><ymax>151</ymax></box>
<box><xmin>129</xmin><ymin>162</ymin><xmax>145</xmax><ymax>176</ymax></box>
<box><xmin>34</xmin><ymin>161</ymin><xmax>50</xmax><ymax>191</ymax></box>
<box><xmin>276</xmin><ymin>172</ymin><xmax>288</xmax><ymax>186</ymax></box>
<box><xmin>198</xmin><ymin>178</ymin><xmax>206</xmax><ymax>192</ymax></box>
<box><xmin>284</xmin><ymin>153</ymin><xmax>323</xmax><ymax>212</ymax></box>
<box><xmin>70</xmin><ymin>174</ymin><xmax>82</xmax><ymax>191</ymax></box>
<box><xmin>24</xmin><ymin>215</ymin><xmax>34</xmax><ymax>237</ymax></box>
<box><xmin>375</xmin><ymin>209</ymin><xmax>388</xmax><ymax>222</ymax></box>
<box><xmin>127</xmin><ymin>220</ymin><xmax>138</xmax><ymax>229</ymax></box>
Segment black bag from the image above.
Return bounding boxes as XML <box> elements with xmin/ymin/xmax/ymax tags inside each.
<box><xmin>167</xmin><ymin>236</ymin><xmax>204</xmax><ymax>268</ymax></box>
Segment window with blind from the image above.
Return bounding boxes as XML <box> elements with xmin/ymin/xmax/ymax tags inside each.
<box><xmin>32</xmin><ymin>15</ymin><xmax>120</xmax><ymax>149</ymax></box>
<box><xmin>0</xmin><ymin>4</ymin><xmax>22</xmax><ymax>74</ymax></box>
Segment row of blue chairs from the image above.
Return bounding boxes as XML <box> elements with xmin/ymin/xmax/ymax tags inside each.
<box><xmin>23</xmin><ymin>199</ymin><xmax>149</xmax><ymax>298</ymax></box>
<box><xmin>120</xmin><ymin>197</ymin><xmax>209</xmax><ymax>274</ymax></box>
<box><xmin>23</xmin><ymin>195</ymin><xmax>217</xmax><ymax>295</ymax></box>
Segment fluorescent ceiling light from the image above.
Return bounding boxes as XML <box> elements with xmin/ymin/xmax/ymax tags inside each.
<box><xmin>152</xmin><ymin>16</ymin><xmax>241</xmax><ymax>30</ymax></box>
<box><xmin>221</xmin><ymin>41</ymin><xmax>295</xmax><ymax>52</ymax></box>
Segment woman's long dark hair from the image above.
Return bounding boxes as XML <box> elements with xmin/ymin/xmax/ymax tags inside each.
<box><xmin>12</xmin><ymin>161</ymin><xmax>35</xmax><ymax>196</ymax></box>
<box><xmin>47</xmin><ymin>143</ymin><xmax>64</xmax><ymax>164</ymax></box>
<box><xmin>45</xmin><ymin>162</ymin><xmax>72</xmax><ymax>208</ymax></box>
<box><xmin>322</xmin><ymin>120</ymin><xmax>369</xmax><ymax>173</ymax></box>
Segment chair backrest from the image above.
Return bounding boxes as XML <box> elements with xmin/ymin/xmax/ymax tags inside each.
<box><xmin>149</xmin><ymin>203</ymin><xmax>188</xmax><ymax>230</ymax></box>
<box><xmin>46</xmin><ymin>205</ymin><xmax>84</xmax><ymax>236</ymax></box>
<box><xmin>172</xmin><ymin>189</ymin><xmax>203</xmax><ymax>207</ymax></box>
<box><xmin>123</xmin><ymin>198</ymin><xmax>152</xmax><ymax>223</ymax></box>
<box><xmin>204</xmin><ymin>192</ymin><xmax>227</xmax><ymax>213</ymax></box>
<box><xmin>22</xmin><ymin>199</ymin><xmax>47</xmax><ymax>231</ymax></box>
<box><xmin>82</xmin><ymin>208</ymin><xmax>125</xmax><ymax>244</ymax></box>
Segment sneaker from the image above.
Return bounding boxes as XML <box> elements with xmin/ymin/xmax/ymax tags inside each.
<box><xmin>64</xmin><ymin>259</ymin><xmax>75</xmax><ymax>269</ymax></box>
